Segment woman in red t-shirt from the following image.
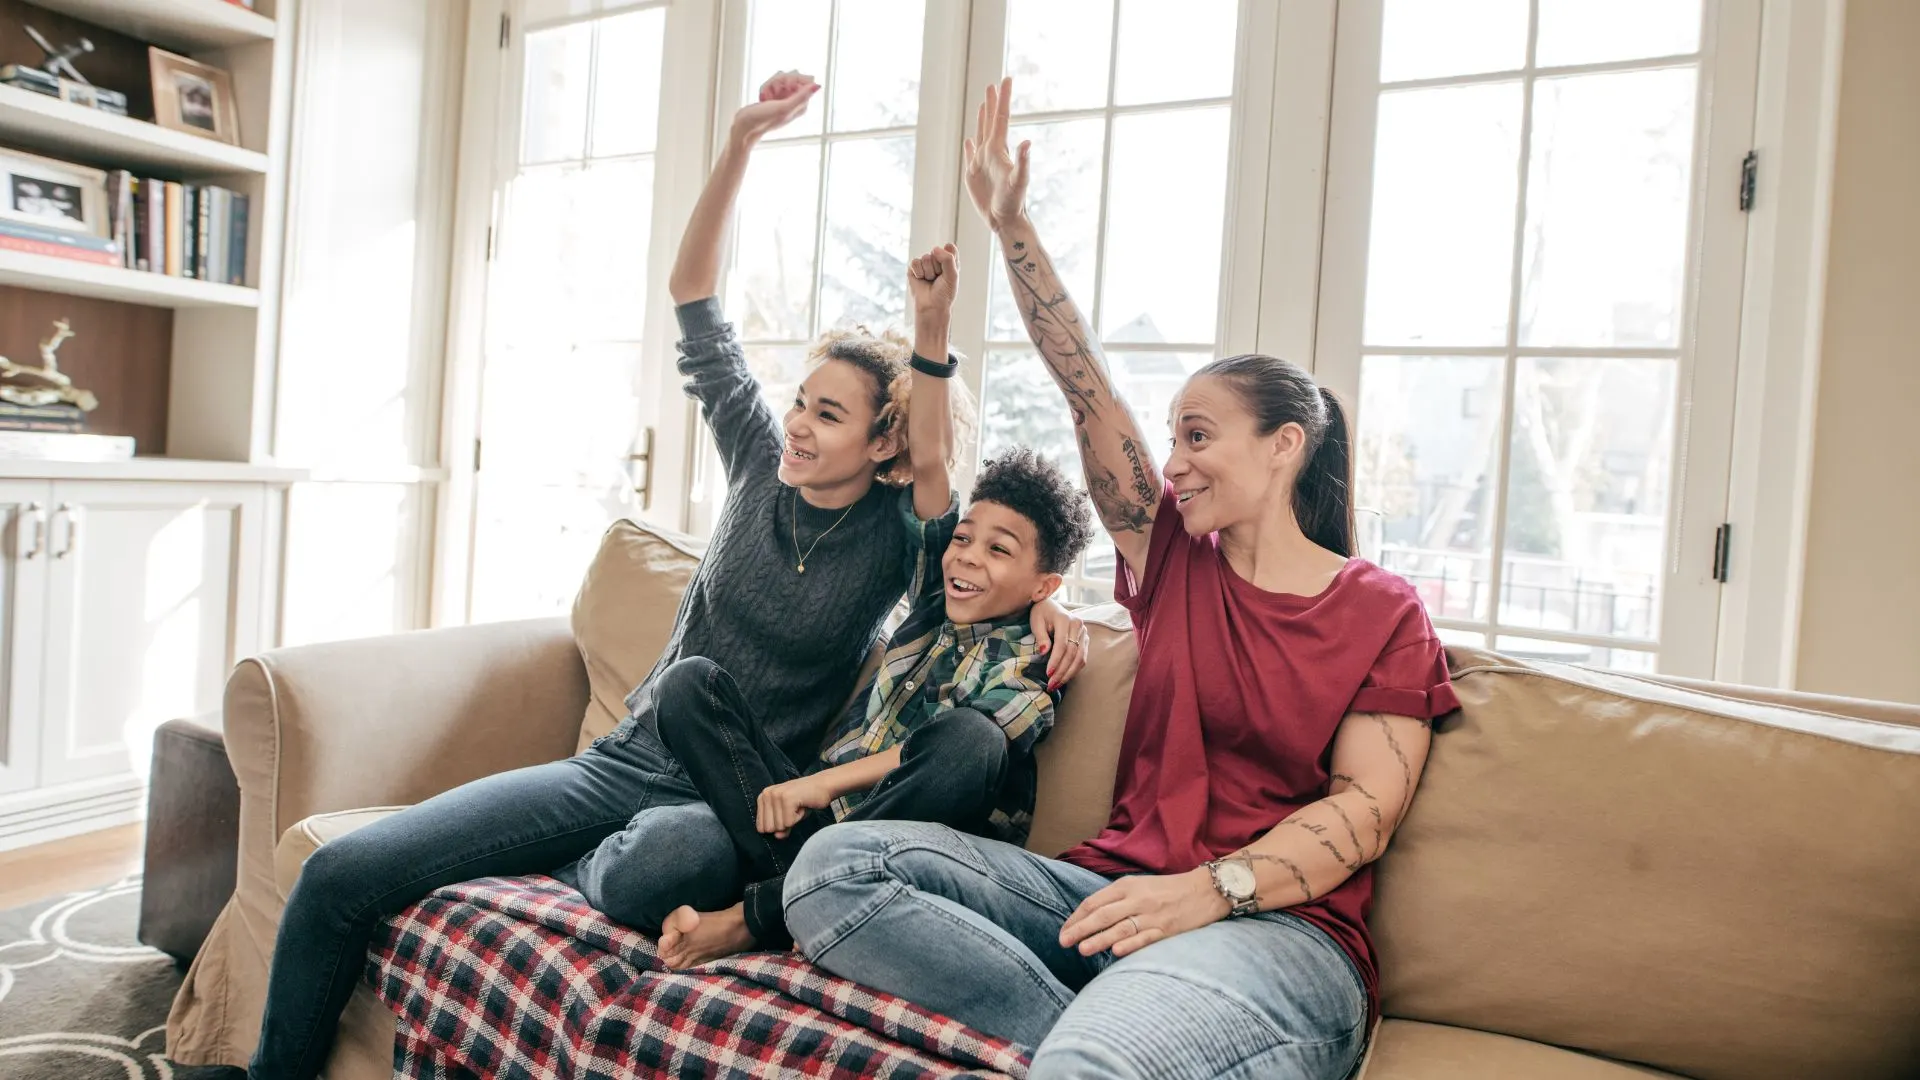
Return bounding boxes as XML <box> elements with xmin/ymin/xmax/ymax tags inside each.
<box><xmin>784</xmin><ymin>78</ymin><xmax>1458</xmax><ymax>1079</ymax></box>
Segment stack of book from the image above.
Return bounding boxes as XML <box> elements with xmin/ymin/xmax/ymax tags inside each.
<box><xmin>0</xmin><ymin>404</ymin><xmax>133</xmax><ymax>461</ymax></box>
<box><xmin>0</xmin><ymin>221</ymin><xmax>120</xmax><ymax>265</ymax></box>
<box><xmin>106</xmin><ymin>173</ymin><xmax>250</xmax><ymax>285</ymax></box>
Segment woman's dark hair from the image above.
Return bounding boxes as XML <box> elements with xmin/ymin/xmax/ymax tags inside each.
<box><xmin>969</xmin><ymin>447</ymin><xmax>1096</xmax><ymax>575</ymax></box>
<box><xmin>1192</xmin><ymin>353</ymin><xmax>1355</xmax><ymax>557</ymax></box>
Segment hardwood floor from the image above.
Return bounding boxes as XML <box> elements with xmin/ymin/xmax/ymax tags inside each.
<box><xmin>0</xmin><ymin>823</ymin><xmax>145</xmax><ymax>910</ymax></box>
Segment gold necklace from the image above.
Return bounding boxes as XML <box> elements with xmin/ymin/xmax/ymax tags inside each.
<box><xmin>792</xmin><ymin>487</ymin><xmax>856</xmax><ymax>573</ymax></box>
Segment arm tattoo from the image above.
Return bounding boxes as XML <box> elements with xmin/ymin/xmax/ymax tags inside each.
<box><xmin>1285</xmin><ymin>815</ymin><xmax>1360</xmax><ymax>872</ymax></box>
<box><xmin>1079</xmin><ymin>429</ymin><xmax>1152</xmax><ymax>536</ymax></box>
<box><xmin>1331</xmin><ymin>773</ymin><xmax>1377</xmax><ymax>803</ymax></box>
<box><xmin>1239</xmin><ymin>851</ymin><xmax>1315</xmax><ymax>902</ymax></box>
<box><xmin>1327</xmin><ymin>802</ymin><xmax>1369</xmax><ymax>869</ymax></box>
<box><xmin>1366</xmin><ymin>803</ymin><xmax>1386</xmax><ymax>859</ymax></box>
<box><xmin>1372</xmin><ymin>716</ymin><xmax>1416</xmax><ymax>828</ymax></box>
<box><xmin>1121</xmin><ymin>435</ymin><xmax>1155</xmax><ymax>506</ymax></box>
<box><xmin>1004</xmin><ymin>241</ymin><xmax>1111</xmax><ymax>425</ymax></box>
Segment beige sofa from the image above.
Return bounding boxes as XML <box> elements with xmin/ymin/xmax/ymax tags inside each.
<box><xmin>167</xmin><ymin>521</ymin><xmax>1920</xmax><ymax>1079</ymax></box>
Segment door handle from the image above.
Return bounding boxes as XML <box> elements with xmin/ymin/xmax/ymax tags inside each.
<box><xmin>20</xmin><ymin>501</ymin><xmax>43</xmax><ymax>559</ymax></box>
<box><xmin>626</xmin><ymin>426</ymin><xmax>655</xmax><ymax>512</ymax></box>
<box><xmin>53</xmin><ymin>502</ymin><xmax>78</xmax><ymax>559</ymax></box>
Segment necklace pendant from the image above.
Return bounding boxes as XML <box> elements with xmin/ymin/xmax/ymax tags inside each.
<box><xmin>797</xmin><ymin>562</ymin><xmax>805</xmax><ymax>574</ymax></box>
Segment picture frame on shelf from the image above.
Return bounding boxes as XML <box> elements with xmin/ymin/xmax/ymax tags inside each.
<box><xmin>148</xmin><ymin>48</ymin><xmax>239</xmax><ymax>145</ymax></box>
<box><xmin>0</xmin><ymin>148</ymin><xmax>108</xmax><ymax>238</ymax></box>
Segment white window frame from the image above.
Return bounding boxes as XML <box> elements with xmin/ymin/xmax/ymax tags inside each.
<box><xmin>431</xmin><ymin>0</ymin><xmax>1847</xmax><ymax>691</ymax></box>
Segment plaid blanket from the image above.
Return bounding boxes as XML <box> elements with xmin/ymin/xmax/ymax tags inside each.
<box><xmin>367</xmin><ymin>875</ymin><xmax>1031</xmax><ymax>1079</ymax></box>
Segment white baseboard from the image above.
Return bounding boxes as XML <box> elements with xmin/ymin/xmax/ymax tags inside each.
<box><xmin>0</xmin><ymin>774</ymin><xmax>147</xmax><ymax>853</ymax></box>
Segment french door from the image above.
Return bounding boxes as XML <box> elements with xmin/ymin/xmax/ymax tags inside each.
<box><xmin>455</xmin><ymin>0</ymin><xmax>706</xmax><ymax>622</ymax></box>
<box><xmin>1316</xmin><ymin>0</ymin><xmax>1760</xmax><ymax>676</ymax></box>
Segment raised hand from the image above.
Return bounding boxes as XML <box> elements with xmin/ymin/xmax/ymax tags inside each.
<box><xmin>963</xmin><ymin>77</ymin><xmax>1030</xmax><ymax>232</ymax></box>
<box><xmin>908</xmin><ymin>243</ymin><xmax>960</xmax><ymax>328</ymax></box>
<box><xmin>731</xmin><ymin>70</ymin><xmax>819</xmax><ymax>146</ymax></box>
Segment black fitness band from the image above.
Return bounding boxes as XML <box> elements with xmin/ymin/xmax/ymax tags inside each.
<box><xmin>910</xmin><ymin>352</ymin><xmax>958</xmax><ymax>379</ymax></box>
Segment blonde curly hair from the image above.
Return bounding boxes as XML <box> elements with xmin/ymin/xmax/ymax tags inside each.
<box><xmin>808</xmin><ymin>325</ymin><xmax>978</xmax><ymax>488</ymax></box>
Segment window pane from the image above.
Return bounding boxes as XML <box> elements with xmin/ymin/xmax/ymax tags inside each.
<box><xmin>1357</xmin><ymin>354</ymin><xmax>1504</xmax><ymax>621</ymax></box>
<box><xmin>1379</xmin><ymin>0</ymin><xmax>1528</xmax><ymax>83</ymax></box>
<box><xmin>1501</xmin><ymin>357</ymin><xmax>1674</xmax><ymax>640</ymax></box>
<box><xmin>747</xmin><ymin>344</ymin><xmax>810</xmax><ymax>418</ymax></box>
<box><xmin>1110</xmin><ymin>350</ymin><xmax>1211</xmax><ymax>462</ymax></box>
<box><xmin>981</xmin><ymin>349</ymin><xmax>1078</xmax><ymax>467</ymax></box>
<box><xmin>726</xmin><ymin>143</ymin><xmax>821</xmax><ymax>340</ymax></box>
<box><xmin>522</xmin><ymin>23</ymin><xmax>592</xmax><ymax>163</ymax></box>
<box><xmin>745</xmin><ymin>0</ymin><xmax>830</xmax><ymax>138</ymax></box>
<box><xmin>1113</xmin><ymin>0</ymin><xmax>1235</xmax><ymax>105</ymax></box>
<box><xmin>830</xmin><ymin>0</ymin><xmax>924</xmax><ymax>131</ymax></box>
<box><xmin>495</xmin><ymin>159</ymin><xmax>654</xmax><ymax>345</ymax></box>
<box><xmin>1536</xmin><ymin>0</ymin><xmax>1701</xmax><ymax>67</ymax></box>
<box><xmin>1437</xmin><ymin>626</ymin><xmax>1490</xmax><ymax>651</ymax></box>
<box><xmin>480</xmin><ymin>343</ymin><xmax>644</xmax><ymax>482</ymax></box>
<box><xmin>1006</xmin><ymin>0</ymin><xmax>1114</xmax><ymax>113</ymax></box>
<box><xmin>1364</xmin><ymin>82</ymin><xmax>1522</xmax><ymax>347</ymax></box>
<box><xmin>589</xmin><ymin>8</ymin><xmax>666</xmax><ymax>157</ymax></box>
<box><xmin>1519</xmin><ymin>68</ymin><xmax>1697</xmax><ymax>348</ymax></box>
<box><xmin>819</xmin><ymin>135</ymin><xmax>915</xmax><ymax>331</ymax></box>
<box><xmin>988</xmin><ymin>118</ymin><xmax>1105</xmax><ymax>341</ymax></box>
<box><xmin>1102</xmin><ymin>107</ymin><xmax>1231</xmax><ymax>343</ymax></box>
<box><xmin>1497</xmin><ymin>635</ymin><xmax>1657</xmax><ymax>673</ymax></box>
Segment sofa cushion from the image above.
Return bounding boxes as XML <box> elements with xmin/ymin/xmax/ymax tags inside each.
<box><xmin>1355</xmin><ymin>1020</ymin><xmax>1683</xmax><ymax>1079</ymax></box>
<box><xmin>1371</xmin><ymin>648</ymin><xmax>1920</xmax><ymax>1080</ymax></box>
<box><xmin>273</xmin><ymin>808</ymin><xmax>406</xmax><ymax>900</ymax></box>
<box><xmin>570</xmin><ymin>520</ymin><xmax>707</xmax><ymax>751</ymax></box>
<box><xmin>1026</xmin><ymin>602</ymin><xmax>1138</xmax><ymax>858</ymax></box>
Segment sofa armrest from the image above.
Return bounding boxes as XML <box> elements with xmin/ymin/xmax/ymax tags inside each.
<box><xmin>225</xmin><ymin>617</ymin><xmax>588</xmax><ymax>851</ymax></box>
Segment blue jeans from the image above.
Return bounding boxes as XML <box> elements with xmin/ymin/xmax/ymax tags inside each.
<box><xmin>784</xmin><ymin>821</ymin><xmax>1368</xmax><ymax>1080</ymax></box>
<box><xmin>656</xmin><ymin>656</ymin><xmax>1009</xmax><ymax>947</ymax></box>
<box><xmin>249</xmin><ymin>723</ymin><xmax>738</xmax><ymax>1080</ymax></box>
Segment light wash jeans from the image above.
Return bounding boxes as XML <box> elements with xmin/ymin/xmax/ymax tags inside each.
<box><xmin>784</xmin><ymin>821</ymin><xmax>1368</xmax><ymax>1080</ymax></box>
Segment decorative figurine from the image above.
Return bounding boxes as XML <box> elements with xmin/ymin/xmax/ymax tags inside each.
<box><xmin>0</xmin><ymin>319</ymin><xmax>99</xmax><ymax>411</ymax></box>
<box><xmin>0</xmin><ymin>27</ymin><xmax>130</xmax><ymax>115</ymax></box>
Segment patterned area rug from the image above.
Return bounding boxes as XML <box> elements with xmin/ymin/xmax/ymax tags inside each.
<box><xmin>0</xmin><ymin>875</ymin><xmax>184</xmax><ymax>1079</ymax></box>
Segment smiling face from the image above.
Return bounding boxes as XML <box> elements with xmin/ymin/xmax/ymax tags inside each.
<box><xmin>941</xmin><ymin>500</ymin><xmax>1062</xmax><ymax>624</ymax></box>
<box><xmin>779</xmin><ymin>358</ymin><xmax>900</xmax><ymax>491</ymax></box>
<box><xmin>1164</xmin><ymin>373</ymin><xmax>1309</xmax><ymax>537</ymax></box>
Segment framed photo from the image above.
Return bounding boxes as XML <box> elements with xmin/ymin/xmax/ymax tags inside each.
<box><xmin>148</xmin><ymin>47</ymin><xmax>239</xmax><ymax>144</ymax></box>
<box><xmin>0</xmin><ymin>148</ymin><xmax>107</xmax><ymax>237</ymax></box>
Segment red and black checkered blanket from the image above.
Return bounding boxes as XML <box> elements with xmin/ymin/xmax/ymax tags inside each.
<box><xmin>366</xmin><ymin>875</ymin><xmax>1031</xmax><ymax>1079</ymax></box>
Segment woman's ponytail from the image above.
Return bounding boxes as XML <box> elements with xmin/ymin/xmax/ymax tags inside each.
<box><xmin>1294</xmin><ymin>386</ymin><xmax>1355</xmax><ymax>558</ymax></box>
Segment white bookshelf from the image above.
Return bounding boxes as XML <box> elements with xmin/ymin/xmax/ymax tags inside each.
<box><xmin>0</xmin><ymin>246</ymin><xmax>259</xmax><ymax>307</ymax></box>
<box><xmin>0</xmin><ymin>83</ymin><xmax>270</xmax><ymax>174</ymax></box>
<box><xmin>20</xmin><ymin>0</ymin><xmax>275</xmax><ymax>53</ymax></box>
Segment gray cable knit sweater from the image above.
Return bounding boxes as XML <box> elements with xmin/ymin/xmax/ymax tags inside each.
<box><xmin>622</xmin><ymin>298</ymin><xmax>917</xmax><ymax>763</ymax></box>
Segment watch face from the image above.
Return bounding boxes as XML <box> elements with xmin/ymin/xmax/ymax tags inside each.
<box><xmin>1219</xmin><ymin>860</ymin><xmax>1257</xmax><ymax>899</ymax></box>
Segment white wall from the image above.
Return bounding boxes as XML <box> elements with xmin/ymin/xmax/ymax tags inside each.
<box><xmin>273</xmin><ymin>0</ymin><xmax>467</xmax><ymax>645</ymax></box>
<box><xmin>1795</xmin><ymin>0</ymin><xmax>1920</xmax><ymax>704</ymax></box>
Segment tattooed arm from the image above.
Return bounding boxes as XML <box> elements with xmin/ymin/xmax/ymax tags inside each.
<box><xmin>964</xmin><ymin>77</ymin><xmax>1161</xmax><ymax>575</ymax></box>
<box><xmin>1227</xmin><ymin>712</ymin><xmax>1434</xmax><ymax>907</ymax></box>
<box><xmin>1057</xmin><ymin>711</ymin><xmax>1431</xmax><ymax>958</ymax></box>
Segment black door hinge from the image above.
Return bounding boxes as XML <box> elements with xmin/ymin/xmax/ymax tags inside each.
<box><xmin>473</xmin><ymin>438</ymin><xmax>483</xmax><ymax>472</ymax></box>
<box><xmin>499</xmin><ymin>12</ymin><xmax>511</xmax><ymax>48</ymax></box>
<box><xmin>1712</xmin><ymin>523</ymin><xmax>1733</xmax><ymax>583</ymax></box>
<box><xmin>1739</xmin><ymin>151</ymin><xmax>1758</xmax><ymax>212</ymax></box>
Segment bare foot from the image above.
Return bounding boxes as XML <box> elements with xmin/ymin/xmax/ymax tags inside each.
<box><xmin>657</xmin><ymin>903</ymin><xmax>756</xmax><ymax>969</ymax></box>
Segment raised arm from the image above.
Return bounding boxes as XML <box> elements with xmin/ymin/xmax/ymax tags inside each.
<box><xmin>965</xmin><ymin>77</ymin><xmax>1161</xmax><ymax>576</ymax></box>
<box><xmin>905</xmin><ymin>243</ymin><xmax>960</xmax><ymax>520</ymax></box>
<box><xmin>669</xmin><ymin>71</ymin><xmax>818</xmax><ymax>305</ymax></box>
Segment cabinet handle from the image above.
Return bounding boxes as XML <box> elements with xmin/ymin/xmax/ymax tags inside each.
<box><xmin>20</xmin><ymin>501</ymin><xmax>43</xmax><ymax>559</ymax></box>
<box><xmin>53</xmin><ymin>503</ymin><xmax>77</xmax><ymax>559</ymax></box>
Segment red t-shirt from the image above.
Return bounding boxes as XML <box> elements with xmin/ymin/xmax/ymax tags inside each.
<box><xmin>1059</xmin><ymin>484</ymin><xmax>1459</xmax><ymax>1016</ymax></box>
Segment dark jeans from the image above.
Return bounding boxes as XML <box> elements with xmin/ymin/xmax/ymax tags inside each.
<box><xmin>655</xmin><ymin>656</ymin><xmax>1009</xmax><ymax>948</ymax></box>
<box><xmin>247</xmin><ymin>723</ymin><xmax>736</xmax><ymax>1080</ymax></box>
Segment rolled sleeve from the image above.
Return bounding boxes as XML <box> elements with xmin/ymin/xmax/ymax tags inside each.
<box><xmin>1349</xmin><ymin>609</ymin><xmax>1461</xmax><ymax>722</ymax></box>
<box><xmin>899</xmin><ymin>488</ymin><xmax>960</xmax><ymax>606</ymax></box>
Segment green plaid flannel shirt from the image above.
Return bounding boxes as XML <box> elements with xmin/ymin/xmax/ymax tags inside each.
<box><xmin>816</xmin><ymin>492</ymin><xmax>1056</xmax><ymax>845</ymax></box>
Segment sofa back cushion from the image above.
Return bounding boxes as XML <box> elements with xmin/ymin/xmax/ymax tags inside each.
<box><xmin>571</xmin><ymin>520</ymin><xmax>707</xmax><ymax>751</ymax></box>
<box><xmin>1026</xmin><ymin>603</ymin><xmax>1137</xmax><ymax>857</ymax></box>
<box><xmin>1371</xmin><ymin>647</ymin><xmax>1920</xmax><ymax>1080</ymax></box>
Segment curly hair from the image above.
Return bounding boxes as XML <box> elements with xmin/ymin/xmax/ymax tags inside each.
<box><xmin>968</xmin><ymin>447</ymin><xmax>1096</xmax><ymax>576</ymax></box>
<box><xmin>808</xmin><ymin>326</ymin><xmax>978</xmax><ymax>487</ymax></box>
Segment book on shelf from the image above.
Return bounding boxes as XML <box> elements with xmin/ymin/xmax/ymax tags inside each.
<box><xmin>0</xmin><ymin>431</ymin><xmax>132</xmax><ymax>462</ymax></box>
<box><xmin>102</xmin><ymin>174</ymin><xmax>249</xmax><ymax>285</ymax></box>
<box><xmin>0</xmin><ymin>219</ymin><xmax>121</xmax><ymax>265</ymax></box>
<box><xmin>0</xmin><ymin>403</ymin><xmax>86</xmax><ymax>434</ymax></box>
<box><xmin>164</xmin><ymin>181</ymin><xmax>184</xmax><ymax>276</ymax></box>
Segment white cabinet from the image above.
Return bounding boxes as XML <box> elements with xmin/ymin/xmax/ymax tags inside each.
<box><xmin>0</xmin><ymin>478</ymin><xmax>268</xmax><ymax>849</ymax></box>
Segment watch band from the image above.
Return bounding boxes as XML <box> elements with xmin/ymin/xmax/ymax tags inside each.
<box><xmin>910</xmin><ymin>352</ymin><xmax>958</xmax><ymax>379</ymax></box>
<box><xmin>1206</xmin><ymin>857</ymin><xmax>1261</xmax><ymax>917</ymax></box>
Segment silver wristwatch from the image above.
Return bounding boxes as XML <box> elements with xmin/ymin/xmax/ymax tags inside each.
<box><xmin>1205</xmin><ymin>856</ymin><xmax>1260</xmax><ymax>917</ymax></box>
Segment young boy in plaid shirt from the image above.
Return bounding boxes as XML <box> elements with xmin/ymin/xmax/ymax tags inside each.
<box><xmin>654</xmin><ymin>246</ymin><xmax>1095</xmax><ymax>969</ymax></box>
